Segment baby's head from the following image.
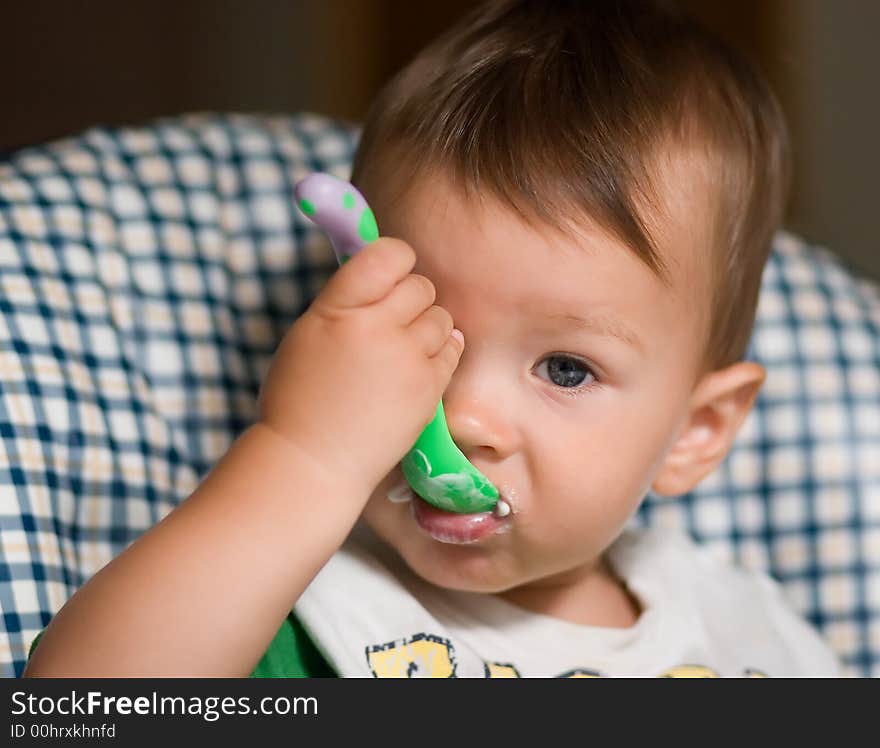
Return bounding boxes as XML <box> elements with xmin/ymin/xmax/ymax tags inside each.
<box><xmin>353</xmin><ymin>0</ymin><xmax>789</xmax><ymax>605</ymax></box>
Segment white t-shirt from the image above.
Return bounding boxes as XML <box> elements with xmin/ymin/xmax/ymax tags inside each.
<box><xmin>294</xmin><ymin>524</ymin><xmax>840</xmax><ymax>678</ymax></box>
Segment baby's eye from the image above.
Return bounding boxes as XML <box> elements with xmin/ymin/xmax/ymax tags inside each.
<box><xmin>534</xmin><ymin>355</ymin><xmax>596</xmax><ymax>389</ymax></box>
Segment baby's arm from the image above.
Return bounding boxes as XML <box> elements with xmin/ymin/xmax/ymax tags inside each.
<box><xmin>25</xmin><ymin>423</ymin><xmax>368</xmax><ymax>677</ymax></box>
<box><xmin>23</xmin><ymin>239</ymin><xmax>464</xmax><ymax>677</ymax></box>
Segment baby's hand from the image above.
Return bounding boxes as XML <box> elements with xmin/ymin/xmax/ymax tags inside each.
<box><xmin>257</xmin><ymin>238</ymin><xmax>464</xmax><ymax>496</ymax></box>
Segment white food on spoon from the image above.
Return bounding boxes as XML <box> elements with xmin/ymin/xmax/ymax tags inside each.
<box><xmin>386</xmin><ymin>480</ymin><xmax>413</xmax><ymax>503</ymax></box>
<box><xmin>389</xmin><ymin>477</ymin><xmax>514</xmax><ymax>521</ymax></box>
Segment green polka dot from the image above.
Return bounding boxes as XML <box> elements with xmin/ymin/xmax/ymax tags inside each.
<box><xmin>299</xmin><ymin>198</ymin><xmax>316</xmax><ymax>216</ymax></box>
<box><xmin>342</xmin><ymin>192</ymin><xmax>355</xmax><ymax>210</ymax></box>
<box><xmin>358</xmin><ymin>207</ymin><xmax>379</xmax><ymax>243</ymax></box>
<box><xmin>340</xmin><ymin>255</ymin><xmax>351</xmax><ymax>265</ymax></box>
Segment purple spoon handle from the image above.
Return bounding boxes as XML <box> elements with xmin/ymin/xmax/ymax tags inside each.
<box><xmin>293</xmin><ymin>173</ymin><xmax>379</xmax><ymax>264</ymax></box>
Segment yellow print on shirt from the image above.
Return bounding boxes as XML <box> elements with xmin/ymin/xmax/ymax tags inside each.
<box><xmin>483</xmin><ymin>662</ymin><xmax>521</xmax><ymax>678</ymax></box>
<box><xmin>366</xmin><ymin>633</ymin><xmax>457</xmax><ymax>678</ymax></box>
<box><xmin>366</xmin><ymin>632</ymin><xmax>769</xmax><ymax>678</ymax></box>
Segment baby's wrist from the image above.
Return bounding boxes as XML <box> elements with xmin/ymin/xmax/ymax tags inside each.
<box><xmin>247</xmin><ymin>420</ymin><xmax>370</xmax><ymax>508</ymax></box>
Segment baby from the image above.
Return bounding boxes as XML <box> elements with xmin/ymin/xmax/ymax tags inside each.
<box><xmin>25</xmin><ymin>0</ymin><xmax>839</xmax><ymax>677</ymax></box>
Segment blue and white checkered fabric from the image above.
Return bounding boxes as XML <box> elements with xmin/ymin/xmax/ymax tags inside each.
<box><xmin>1</xmin><ymin>113</ymin><xmax>878</xmax><ymax>677</ymax></box>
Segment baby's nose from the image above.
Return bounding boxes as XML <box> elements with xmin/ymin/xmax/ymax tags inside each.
<box><xmin>441</xmin><ymin>368</ymin><xmax>518</xmax><ymax>460</ymax></box>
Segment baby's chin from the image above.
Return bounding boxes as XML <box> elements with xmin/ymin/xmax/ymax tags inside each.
<box><xmin>398</xmin><ymin>545</ymin><xmax>526</xmax><ymax>595</ymax></box>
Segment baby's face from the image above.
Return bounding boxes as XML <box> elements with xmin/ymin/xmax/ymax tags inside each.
<box><xmin>360</xmin><ymin>170</ymin><xmax>708</xmax><ymax>598</ymax></box>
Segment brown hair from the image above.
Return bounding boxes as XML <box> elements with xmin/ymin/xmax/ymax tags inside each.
<box><xmin>351</xmin><ymin>0</ymin><xmax>790</xmax><ymax>372</ymax></box>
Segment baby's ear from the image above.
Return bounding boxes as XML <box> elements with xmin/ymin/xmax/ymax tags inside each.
<box><xmin>651</xmin><ymin>361</ymin><xmax>765</xmax><ymax>497</ymax></box>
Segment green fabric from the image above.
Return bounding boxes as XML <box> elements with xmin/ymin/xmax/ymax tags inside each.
<box><xmin>27</xmin><ymin>629</ymin><xmax>43</xmax><ymax>662</ymax></box>
<box><xmin>250</xmin><ymin>613</ymin><xmax>337</xmax><ymax>678</ymax></box>
<box><xmin>27</xmin><ymin>614</ymin><xmax>336</xmax><ymax>678</ymax></box>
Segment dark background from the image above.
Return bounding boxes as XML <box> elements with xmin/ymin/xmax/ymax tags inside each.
<box><xmin>3</xmin><ymin>0</ymin><xmax>877</xmax><ymax>280</ymax></box>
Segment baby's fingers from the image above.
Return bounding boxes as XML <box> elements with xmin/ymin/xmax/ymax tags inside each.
<box><xmin>383</xmin><ymin>273</ymin><xmax>437</xmax><ymax>326</ymax></box>
<box><xmin>432</xmin><ymin>329</ymin><xmax>466</xmax><ymax>390</ymax></box>
<box><xmin>316</xmin><ymin>238</ymin><xmax>416</xmax><ymax>312</ymax></box>
<box><xmin>410</xmin><ymin>305</ymin><xmax>455</xmax><ymax>357</ymax></box>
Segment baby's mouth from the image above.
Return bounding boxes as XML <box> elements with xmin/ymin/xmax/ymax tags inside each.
<box><xmin>386</xmin><ymin>480</ymin><xmax>514</xmax><ymax>544</ymax></box>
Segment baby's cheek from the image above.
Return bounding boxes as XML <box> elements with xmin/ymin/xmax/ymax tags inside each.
<box><xmin>565</xmin><ymin>431</ymin><xmax>652</xmax><ymax>499</ymax></box>
<box><xmin>358</xmin><ymin>470</ymin><xmax>405</xmax><ymax>528</ymax></box>
<box><xmin>535</xmin><ymin>446</ymin><xmax>651</xmax><ymax>548</ymax></box>
<box><xmin>599</xmin><ymin>402</ymin><xmax>683</xmax><ymax>492</ymax></box>
<box><xmin>361</xmin><ymin>485</ymin><xmax>396</xmax><ymax>529</ymax></box>
<box><xmin>560</xmin><ymin>488</ymin><xmax>633</xmax><ymax>542</ymax></box>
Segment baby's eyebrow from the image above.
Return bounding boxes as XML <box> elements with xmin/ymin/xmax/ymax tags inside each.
<box><xmin>544</xmin><ymin>310</ymin><xmax>644</xmax><ymax>351</ymax></box>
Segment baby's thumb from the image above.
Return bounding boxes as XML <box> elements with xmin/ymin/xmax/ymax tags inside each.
<box><xmin>319</xmin><ymin>238</ymin><xmax>416</xmax><ymax>310</ymax></box>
